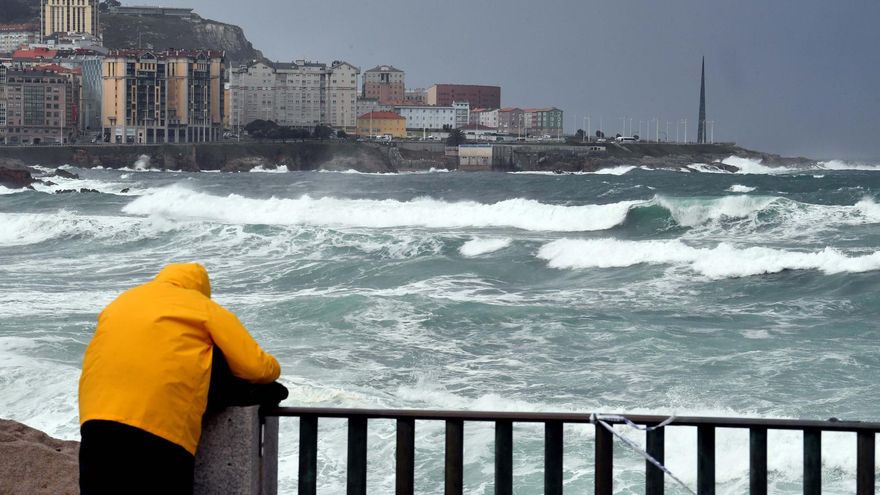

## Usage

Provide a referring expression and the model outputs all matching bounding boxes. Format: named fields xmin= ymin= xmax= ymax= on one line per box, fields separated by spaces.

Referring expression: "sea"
xmin=1 ymin=156 xmax=879 ymax=494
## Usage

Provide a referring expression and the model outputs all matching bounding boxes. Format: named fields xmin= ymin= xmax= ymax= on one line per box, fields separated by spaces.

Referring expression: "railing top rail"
xmin=262 ymin=406 xmax=880 ymax=432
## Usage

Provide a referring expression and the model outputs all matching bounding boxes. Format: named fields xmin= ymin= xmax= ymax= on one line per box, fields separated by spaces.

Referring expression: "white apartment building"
xmin=478 ymin=109 xmax=499 ymax=129
xmin=230 ymin=60 xmax=359 ymax=130
xmin=394 ymin=101 xmax=470 ymax=131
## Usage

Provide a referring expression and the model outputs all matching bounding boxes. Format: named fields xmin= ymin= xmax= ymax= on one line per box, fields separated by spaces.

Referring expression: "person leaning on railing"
xmin=78 ymin=263 xmax=287 ymax=495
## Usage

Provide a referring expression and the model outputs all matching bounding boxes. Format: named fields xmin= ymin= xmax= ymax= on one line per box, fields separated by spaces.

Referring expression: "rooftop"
xmin=358 ymin=111 xmax=404 ymax=120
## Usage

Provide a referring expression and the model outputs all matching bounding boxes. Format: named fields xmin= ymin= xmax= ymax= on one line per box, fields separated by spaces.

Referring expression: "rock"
xmin=0 ymin=419 xmax=79 ymax=495
xmin=52 ymin=169 xmax=80 ymax=180
xmin=0 ymin=165 xmax=35 ymax=189
xmin=120 ymin=188 xmax=131 ymax=194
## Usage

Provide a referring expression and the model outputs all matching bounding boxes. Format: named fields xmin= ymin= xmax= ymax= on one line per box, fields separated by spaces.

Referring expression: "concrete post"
xmin=193 ymin=406 xmax=278 ymax=495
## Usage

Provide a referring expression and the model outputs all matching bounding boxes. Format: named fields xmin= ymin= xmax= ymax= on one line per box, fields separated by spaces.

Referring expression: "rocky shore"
xmin=0 ymin=141 xmax=822 ymax=187
xmin=0 ymin=419 xmax=79 ymax=495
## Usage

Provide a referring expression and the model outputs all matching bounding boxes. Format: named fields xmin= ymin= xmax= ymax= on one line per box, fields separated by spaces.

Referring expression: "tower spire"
xmin=697 ymin=57 xmax=707 ymax=144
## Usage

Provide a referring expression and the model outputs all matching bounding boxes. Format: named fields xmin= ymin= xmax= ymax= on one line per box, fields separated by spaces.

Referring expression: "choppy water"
xmin=2 ymin=157 xmax=880 ymax=494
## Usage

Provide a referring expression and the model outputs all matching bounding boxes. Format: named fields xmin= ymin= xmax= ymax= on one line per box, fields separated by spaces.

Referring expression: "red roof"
xmin=13 ymin=48 xmax=57 ymax=59
xmin=0 ymin=23 xmax=37 ymax=32
xmin=358 ymin=111 xmax=404 ymax=120
xmin=33 ymin=64 xmax=82 ymax=75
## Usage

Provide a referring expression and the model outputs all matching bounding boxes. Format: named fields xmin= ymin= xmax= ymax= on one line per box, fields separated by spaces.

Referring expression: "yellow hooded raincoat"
xmin=79 ymin=263 xmax=281 ymax=455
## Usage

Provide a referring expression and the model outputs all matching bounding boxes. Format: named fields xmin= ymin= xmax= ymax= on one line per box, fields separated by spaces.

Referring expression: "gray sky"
xmin=156 ymin=0 xmax=879 ymax=160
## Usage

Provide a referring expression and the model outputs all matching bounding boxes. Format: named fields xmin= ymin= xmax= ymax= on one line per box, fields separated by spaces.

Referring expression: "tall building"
xmin=230 ymin=59 xmax=359 ymax=130
xmin=394 ymin=102 xmax=469 ymax=131
xmin=0 ymin=66 xmax=81 ymax=145
xmin=102 ymin=49 xmax=225 ymax=144
xmin=697 ymin=57 xmax=707 ymax=144
xmin=362 ymin=65 xmax=404 ymax=105
xmin=40 ymin=0 xmax=100 ymax=39
xmin=427 ymin=84 xmax=500 ymax=108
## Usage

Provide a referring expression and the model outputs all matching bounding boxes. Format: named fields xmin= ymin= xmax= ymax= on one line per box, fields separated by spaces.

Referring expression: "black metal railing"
xmin=260 ymin=407 xmax=880 ymax=495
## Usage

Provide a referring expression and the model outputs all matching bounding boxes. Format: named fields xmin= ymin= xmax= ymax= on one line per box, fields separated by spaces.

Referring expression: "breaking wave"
xmin=537 ymin=238 xmax=880 ymax=279
xmin=460 ymin=237 xmax=512 ymax=257
xmin=727 ymin=184 xmax=756 ymax=193
xmin=122 ymin=185 xmax=641 ymax=232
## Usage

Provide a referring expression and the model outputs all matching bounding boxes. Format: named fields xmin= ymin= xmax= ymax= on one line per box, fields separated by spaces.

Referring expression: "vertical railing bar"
xmin=545 ymin=420 xmax=563 ymax=495
xmin=749 ymin=426 xmax=768 ymax=495
xmin=595 ymin=423 xmax=613 ymax=495
xmin=298 ymin=414 xmax=318 ymax=495
xmin=646 ymin=427 xmax=665 ymax=495
xmin=803 ymin=428 xmax=821 ymax=495
xmin=697 ymin=425 xmax=715 ymax=495
xmin=260 ymin=415 xmax=279 ymax=495
xmin=857 ymin=431 xmax=875 ymax=495
xmin=445 ymin=419 xmax=464 ymax=495
xmin=347 ymin=416 xmax=368 ymax=495
xmin=495 ymin=420 xmax=513 ymax=495
xmin=395 ymin=418 xmax=415 ymax=495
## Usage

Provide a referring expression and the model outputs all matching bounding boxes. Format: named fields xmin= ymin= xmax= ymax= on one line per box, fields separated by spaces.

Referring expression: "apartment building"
xmin=427 ymin=84 xmax=500 ymax=108
xmin=0 ymin=24 xmax=38 ymax=54
xmin=230 ymin=60 xmax=359 ymax=130
xmin=523 ymin=107 xmax=564 ymax=136
xmin=102 ymin=49 xmax=225 ymax=144
xmin=41 ymin=0 xmax=100 ymax=38
xmin=0 ymin=65 xmax=81 ymax=145
xmin=362 ymin=65 xmax=404 ymax=105
xmin=394 ymin=102 xmax=469 ymax=131
xmin=469 ymin=108 xmax=499 ymax=129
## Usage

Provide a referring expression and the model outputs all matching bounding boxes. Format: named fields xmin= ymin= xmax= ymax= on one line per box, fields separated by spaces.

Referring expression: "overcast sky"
xmin=153 ymin=0 xmax=879 ymax=160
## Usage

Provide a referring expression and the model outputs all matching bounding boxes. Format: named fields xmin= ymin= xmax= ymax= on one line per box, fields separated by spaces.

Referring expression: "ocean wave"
xmin=123 ymin=185 xmax=642 ymax=232
xmin=0 ymin=211 xmax=176 ymax=247
xmin=250 ymin=165 xmax=290 ymax=173
xmin=727 ymin=184 xmax=756 ymax=193
xmin=818 ymin=160 xmax=880 ymax=171
xmin=0 ymin=185 xmax=24 ymax=195
xmin=537 ymin=238 xmax=880 ymax=278
xmin=460 ymin=237 xmax=512 ymax=257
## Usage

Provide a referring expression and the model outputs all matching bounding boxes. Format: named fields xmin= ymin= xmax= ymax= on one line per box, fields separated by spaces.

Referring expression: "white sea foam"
xmin=250 ymin=165 xmax=290 ymax=173
xmin=31 ymin=175 xmax=143 ymax=195
xmin=0 ymin=210 xmax=175 ymax=247
xmin=592 ymin=166 xmax=637 ymax=175
xmin=123 ymin=185 xmax=644 ymax=232
xmin=818 ymin=160 xmax=880 ymax=171
xmin=727 ymin=184 xmax=756 ymax=193
xmin=537 ymin=238 xmax=880 ymax=279
xmin=722 ymin=156 xmax=799 ymax=175
xmin=459 ymin=237 xmax=512 ymax=257
xmin=0 ymin=185 xmax=22 ymax=195
xmin=134 ymin=154 xmax=151 ymax=170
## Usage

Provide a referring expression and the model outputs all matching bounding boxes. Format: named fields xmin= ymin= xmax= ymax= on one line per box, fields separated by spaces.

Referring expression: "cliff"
xmin=101 ymin=12 xmax=264 ymax=66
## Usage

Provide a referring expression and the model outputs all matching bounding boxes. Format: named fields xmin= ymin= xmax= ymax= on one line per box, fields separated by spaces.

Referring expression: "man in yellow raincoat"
xmin=78 ymin=263 xmax=283 ymax=494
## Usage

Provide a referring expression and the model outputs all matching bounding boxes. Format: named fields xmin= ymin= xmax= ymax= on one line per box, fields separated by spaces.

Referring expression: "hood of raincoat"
xmin=154 ymin=263 xmax=211 ymax=298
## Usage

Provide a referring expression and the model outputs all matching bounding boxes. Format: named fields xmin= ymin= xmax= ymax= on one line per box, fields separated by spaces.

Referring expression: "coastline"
xmin=0 ymin=140 xmax=819 ymax=185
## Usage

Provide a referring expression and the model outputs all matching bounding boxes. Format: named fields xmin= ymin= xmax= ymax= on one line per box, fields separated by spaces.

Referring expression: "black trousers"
xmin=79 ymin=419 xmax=195 ymax=495
xmin=80 ymin=349 xmax=288 ymax=495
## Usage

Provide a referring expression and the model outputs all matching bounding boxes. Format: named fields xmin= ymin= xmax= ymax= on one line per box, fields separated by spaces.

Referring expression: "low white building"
xmin=394 ymin=101 xmax=470 ymax=130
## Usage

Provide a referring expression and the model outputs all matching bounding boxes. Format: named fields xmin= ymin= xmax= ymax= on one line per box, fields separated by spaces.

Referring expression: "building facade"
xmin=427 ymin=84 xmax=501 ymax=108
xmin=41 ymin=0 xmax=99 ymax=38
xmin=356 ymin=111 xmax=405 ymax=138
xmin=102 ymin=49 xmax=225 ymax=144
xmin=523 ymin=107 xmax=563 ymax=136
xmin=0 ymin=24 xmax=38 ymax=54
xmin=362 ymin=65 xmax=404 ymax=105
xmin=404 ymin=88 xmax=426 ymax=105
xmin=394 ymin=104 xmax=456 ymax=131
xmin=497 ymin=108 xmax=524 ymax=135
xmin=230 ymin=59 xmax=359 ymax=131
xmin=0 ymin=66 xmax=81 ymax=145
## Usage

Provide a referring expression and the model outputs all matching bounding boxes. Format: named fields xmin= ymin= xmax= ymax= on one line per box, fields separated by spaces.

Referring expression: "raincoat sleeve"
xmin=205 ymin=302 xmax=281 ymax=384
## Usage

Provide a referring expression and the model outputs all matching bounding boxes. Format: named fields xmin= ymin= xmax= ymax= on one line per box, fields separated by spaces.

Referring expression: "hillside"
xmin=0 ymin=0 xmax=39 ymax=23
xmin=101 ymin=12 xmax=264 ymax=66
